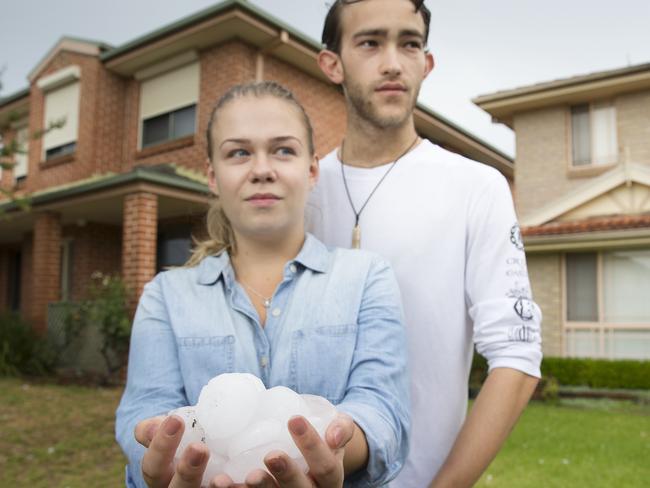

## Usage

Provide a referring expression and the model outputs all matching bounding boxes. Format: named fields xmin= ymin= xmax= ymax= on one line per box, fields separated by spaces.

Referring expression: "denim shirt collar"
xmin=196 ymin=233 xmax=328 ymax=286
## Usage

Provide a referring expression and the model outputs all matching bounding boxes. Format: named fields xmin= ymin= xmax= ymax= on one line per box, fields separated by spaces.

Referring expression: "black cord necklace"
xmin=340 ymin=135 xmax=420 ymax=248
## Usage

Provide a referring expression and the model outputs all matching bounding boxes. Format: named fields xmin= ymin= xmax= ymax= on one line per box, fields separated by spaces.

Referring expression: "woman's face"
xmin=207 ymin=95 xmax=318 ymax=244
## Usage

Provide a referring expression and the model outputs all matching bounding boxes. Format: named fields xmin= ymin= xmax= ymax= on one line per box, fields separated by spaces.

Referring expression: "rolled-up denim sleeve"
xmin=337 ymin=256 xmax=410 ymax=487
xmin=115 ymin=274 xmax=188 ymax=488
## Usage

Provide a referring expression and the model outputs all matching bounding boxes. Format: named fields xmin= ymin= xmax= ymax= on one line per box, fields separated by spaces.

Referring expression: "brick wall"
xmin=31 ymin=212 xmax=62 ymax=333
xmin=122 ymin=192 xmax=158 ymax=310
xmin=527 ymin=252 xmax=563 ymax=357
xmin=64 ymin=223 xmax=122 ymax=301
xmin=514 ymin=89 xmax=650 ymax=219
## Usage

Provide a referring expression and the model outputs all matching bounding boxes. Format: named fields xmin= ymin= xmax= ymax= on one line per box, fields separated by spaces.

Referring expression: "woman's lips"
xmin=246 ymin=194 xmax=281 ymax=207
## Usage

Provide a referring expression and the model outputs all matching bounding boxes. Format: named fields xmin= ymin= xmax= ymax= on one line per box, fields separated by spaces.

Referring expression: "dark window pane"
xmin=45 ymin=141 xmax=76 ymax=160
xmin=172 ymin=105 xmax=196 ymax=139
xmin=157 ymin=224 xmax=192 ymax=270
xmin=566 ymin=252 xmax=598 ymax=321
xmin=571 ymin=104 xmax=591 ymax=166
xmin=142 ymin=113 xmax=171 ymax=147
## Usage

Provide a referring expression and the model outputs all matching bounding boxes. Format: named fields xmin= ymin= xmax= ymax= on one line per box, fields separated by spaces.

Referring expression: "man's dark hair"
xmin=322 ymin=0 xmax=431 ymax=54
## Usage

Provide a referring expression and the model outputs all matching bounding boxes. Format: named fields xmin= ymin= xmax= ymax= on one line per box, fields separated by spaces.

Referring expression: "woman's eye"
xmin=275 ymin=147 xmax=296 ymax=156
xmin=227 ymin=149 xmax=249 ymax=158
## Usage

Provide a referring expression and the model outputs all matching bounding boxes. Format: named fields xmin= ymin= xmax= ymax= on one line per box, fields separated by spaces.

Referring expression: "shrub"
xmin=470 ymin=353 xmax=650 ymax=390
xmin=0 ymin=312 xmax=57 ymax=376
xmin=62 ymin=272 xmax=131 ymax=381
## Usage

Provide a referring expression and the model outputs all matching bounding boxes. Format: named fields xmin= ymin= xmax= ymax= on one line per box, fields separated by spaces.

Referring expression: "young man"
xmin=309 ymin=1 xmax=543 ymax=487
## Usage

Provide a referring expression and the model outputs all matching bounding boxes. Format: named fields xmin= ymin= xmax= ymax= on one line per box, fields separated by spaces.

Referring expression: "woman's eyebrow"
xmin=219 ymin=136 xmax=303 ymax=148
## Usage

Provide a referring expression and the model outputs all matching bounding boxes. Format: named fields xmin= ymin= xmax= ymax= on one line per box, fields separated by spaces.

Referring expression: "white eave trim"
xmin=28 ymin=38 xmax=101 ymax=82
xmin=521 ymin=162 xmax=650 ymax=227
xmin=36 ymin=65 xmax=81 ymax=92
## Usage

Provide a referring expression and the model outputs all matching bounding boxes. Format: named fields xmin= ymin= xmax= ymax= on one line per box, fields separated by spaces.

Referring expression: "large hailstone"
xmin=168 ymin=373 xmax=338 ymax=486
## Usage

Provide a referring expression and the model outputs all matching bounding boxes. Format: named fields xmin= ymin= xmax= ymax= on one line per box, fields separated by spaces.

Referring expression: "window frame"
xmin=566 ymin=100 xmax=619 ymax=176
xmin=563 ymin=249 xmax=650 ymax=359
xmin=140 ymin=103 xmax=197 ymax=149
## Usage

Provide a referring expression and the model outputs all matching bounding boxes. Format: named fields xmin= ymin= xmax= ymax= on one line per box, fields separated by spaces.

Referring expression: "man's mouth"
xmin=376 ymin=82 xmax=407 ymax=94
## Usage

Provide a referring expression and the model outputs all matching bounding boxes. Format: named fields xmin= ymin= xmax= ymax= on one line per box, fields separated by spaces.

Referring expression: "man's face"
xmin=335 ymin=0 xmax=433 ymax=129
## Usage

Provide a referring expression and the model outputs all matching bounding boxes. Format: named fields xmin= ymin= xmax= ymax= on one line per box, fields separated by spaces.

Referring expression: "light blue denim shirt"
xmin=116 ymin=234 xmax=409 ymax=487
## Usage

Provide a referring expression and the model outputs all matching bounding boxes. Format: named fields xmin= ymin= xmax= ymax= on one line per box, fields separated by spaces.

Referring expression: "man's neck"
xmin=340 ymin=117 xmax=419 ymax=168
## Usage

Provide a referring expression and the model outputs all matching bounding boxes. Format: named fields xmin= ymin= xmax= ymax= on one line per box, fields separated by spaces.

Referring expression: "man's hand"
xmin=136 ymin=415 xmax=210 ymax=488
xmin=208 ymin=414 xmax=357 ymax=488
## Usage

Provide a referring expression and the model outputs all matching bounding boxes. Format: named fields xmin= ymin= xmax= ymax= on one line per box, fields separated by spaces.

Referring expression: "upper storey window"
xmin=37 ymin=65 xmax=81 ymax=161
xmin=13 ymin=126 xmax=29 ymax=180
xmin=139 ymin=59 xmax=199 ymax=149
xmin=570 ymin=102 xmax=617 ymax=167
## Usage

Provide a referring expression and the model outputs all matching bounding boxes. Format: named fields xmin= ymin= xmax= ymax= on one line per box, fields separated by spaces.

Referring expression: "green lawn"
xmin=476 ymin=398 xmax=650 ymax=487
xmin=0 ymin=377 xmax=648 ymax=487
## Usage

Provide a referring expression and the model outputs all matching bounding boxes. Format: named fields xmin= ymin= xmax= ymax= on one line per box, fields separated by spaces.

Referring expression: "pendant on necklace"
xmin=263 ymin=298 xmax=271 ymax=309
xmin=352 ymin=224 xmax=361 ymax=249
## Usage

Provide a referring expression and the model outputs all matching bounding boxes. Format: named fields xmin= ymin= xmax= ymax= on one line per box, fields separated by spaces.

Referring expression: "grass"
xmin=0 ymin=377 xmax=648 ymax=487
xmin=0 ymin=377 xmax=125 ymax=487
xmin=476 ymin=398 xmax=650 ymax=487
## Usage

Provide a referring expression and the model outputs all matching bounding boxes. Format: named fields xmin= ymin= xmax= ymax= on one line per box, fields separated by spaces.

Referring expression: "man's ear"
xmin=206 ymin=160 xmax=219 ymax=195
xmin=318 ymin=49 xmax=344 ymax=85
xmin=424 ymin=51 xmax=435 ymax=78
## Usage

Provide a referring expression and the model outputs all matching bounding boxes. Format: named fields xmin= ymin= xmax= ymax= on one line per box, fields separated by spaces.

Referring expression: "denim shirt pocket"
xmin=290 ymin=324 xmax=357 ymax=404
xmin=177 ymin=335 xmax=236 ymax=379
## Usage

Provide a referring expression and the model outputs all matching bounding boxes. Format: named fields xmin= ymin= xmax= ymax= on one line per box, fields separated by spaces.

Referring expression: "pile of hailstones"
xmin=168 ymin=373 xmax=338 ymax=486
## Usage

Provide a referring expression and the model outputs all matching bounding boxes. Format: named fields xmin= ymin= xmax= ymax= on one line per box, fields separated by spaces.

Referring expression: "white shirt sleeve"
xmin=465 ymin=170 xmax=543 ymax=378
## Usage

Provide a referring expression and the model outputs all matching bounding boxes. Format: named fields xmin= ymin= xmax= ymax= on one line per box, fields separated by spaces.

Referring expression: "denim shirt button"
xmin=289 ymin=264 xmax=297 ymax=273
xmin=271 ymin=308 xmax=281 ymax=317
xmin=260 ymin=356 xmax=269 ymax=368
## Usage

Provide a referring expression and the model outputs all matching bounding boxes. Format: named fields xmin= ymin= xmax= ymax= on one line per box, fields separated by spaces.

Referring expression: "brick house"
xmin=0 ymin=0 xmax=511 ymax=335
xmin=475 ymin=62 xmax=650 ymax=360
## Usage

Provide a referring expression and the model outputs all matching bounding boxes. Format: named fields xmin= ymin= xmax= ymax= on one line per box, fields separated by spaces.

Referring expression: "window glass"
xmin=591 ymin=104 xmax=617 ymax=165
xmin=571 ymin=104 xmax=591 ymax=166
xmin=157 ymin=224 xmax=192 ymax=271
xmin=566 ymin=252 xmax=598 ymax=321
xmin=45 ymin=141 xmax=76 ymax=160
xmin=172 ymin=105 xmax=196 ymax=139
xmin=566 ymin=329 xmax=599 ymax=357
xmin=605 ymin=330 xmax=650 ymax=360
xmin=603 ymin=250 xmax=650 ymax=323
xmin=142 ymin=113 xmax=170 ymax=148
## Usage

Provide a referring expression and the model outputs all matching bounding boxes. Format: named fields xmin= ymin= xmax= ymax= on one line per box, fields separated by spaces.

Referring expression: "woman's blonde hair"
xmin=185 ymin=81 xmax=315 ymax=267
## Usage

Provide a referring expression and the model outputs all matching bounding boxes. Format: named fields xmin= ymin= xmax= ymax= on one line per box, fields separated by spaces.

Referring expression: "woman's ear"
xmin=206 ymin=160 xmax=219 ymax=195
xmin=317 ymin=49 xmax=344 ymax=85
xmin=308 ymin=155 xmax=320 ymax=190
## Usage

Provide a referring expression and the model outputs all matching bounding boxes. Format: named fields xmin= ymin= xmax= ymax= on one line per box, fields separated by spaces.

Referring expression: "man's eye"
xmin=404 ymin=41 xmax=423 ymax=50
xmin=359 ymin=40 xmax=378 ymax=48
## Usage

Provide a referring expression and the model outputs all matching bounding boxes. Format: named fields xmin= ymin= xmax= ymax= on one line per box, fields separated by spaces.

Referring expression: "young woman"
xmin=115 ymin=82 xmax=409 ymax=488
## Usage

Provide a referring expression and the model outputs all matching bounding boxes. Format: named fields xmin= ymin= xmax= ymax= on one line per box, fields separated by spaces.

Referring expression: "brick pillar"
xmin=122 ymin=192 xmax=158 ymax=313
xmin=31 ymin=212 xmax=62 ymax=333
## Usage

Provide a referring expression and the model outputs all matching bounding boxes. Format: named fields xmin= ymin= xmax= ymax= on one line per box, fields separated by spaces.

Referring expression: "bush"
xmin=470 ymin=353 xmax=650 ymax=390
xmin=0 ymin=312 xmax=57 ymax=376
xmin=62 ymin=272 xmax=131 ymax=381
xmin=541 ymin=357 xmax=650 ymax=390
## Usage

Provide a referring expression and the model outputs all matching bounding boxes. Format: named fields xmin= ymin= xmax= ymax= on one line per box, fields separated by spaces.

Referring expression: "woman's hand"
xmin=136 ymin=415 xmax=210 ymax=488
xmin=208 ymin=414 xmax=357 ymax=488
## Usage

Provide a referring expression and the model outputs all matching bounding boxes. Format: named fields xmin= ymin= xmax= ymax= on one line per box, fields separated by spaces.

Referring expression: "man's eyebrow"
xmin=352 ymin=28 xmax=424 ymax=40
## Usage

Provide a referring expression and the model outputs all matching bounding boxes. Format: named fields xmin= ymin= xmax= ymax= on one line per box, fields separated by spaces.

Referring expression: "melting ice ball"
xmin=168 ymin=373 xmax=338 ymax=485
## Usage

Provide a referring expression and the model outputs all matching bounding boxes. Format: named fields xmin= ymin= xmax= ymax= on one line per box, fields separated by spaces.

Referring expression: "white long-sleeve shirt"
xmin=307 ymin=139 xmax=542 ymax=488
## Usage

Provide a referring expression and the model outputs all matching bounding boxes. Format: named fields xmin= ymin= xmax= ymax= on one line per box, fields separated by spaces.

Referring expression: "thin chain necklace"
xmin=240 ymin=281 xmax=273 ymax=309
xmin=340 ymin=135 xmax=420 ymax=248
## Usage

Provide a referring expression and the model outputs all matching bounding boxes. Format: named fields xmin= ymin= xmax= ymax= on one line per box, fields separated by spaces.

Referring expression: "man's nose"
xmin=379 ymin=44 xmax=402 ymax=76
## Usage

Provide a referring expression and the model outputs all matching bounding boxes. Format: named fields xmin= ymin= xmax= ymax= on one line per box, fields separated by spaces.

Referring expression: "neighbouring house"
xmin=0 ymin=0 xmax=512 ymax=339
xmin=475 ymin=62 xmax=650 ymax=360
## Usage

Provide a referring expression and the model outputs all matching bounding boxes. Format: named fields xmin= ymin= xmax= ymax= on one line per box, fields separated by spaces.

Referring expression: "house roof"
xmin=474 ymin=61 xmax=650 ymax=127
xmin=522 ymin=214 xmax=650 ymax=237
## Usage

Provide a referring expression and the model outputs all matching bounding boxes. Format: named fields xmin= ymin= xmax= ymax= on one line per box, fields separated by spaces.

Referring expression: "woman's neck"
xmin=230 ymin=230 xmax=305 ymax=290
